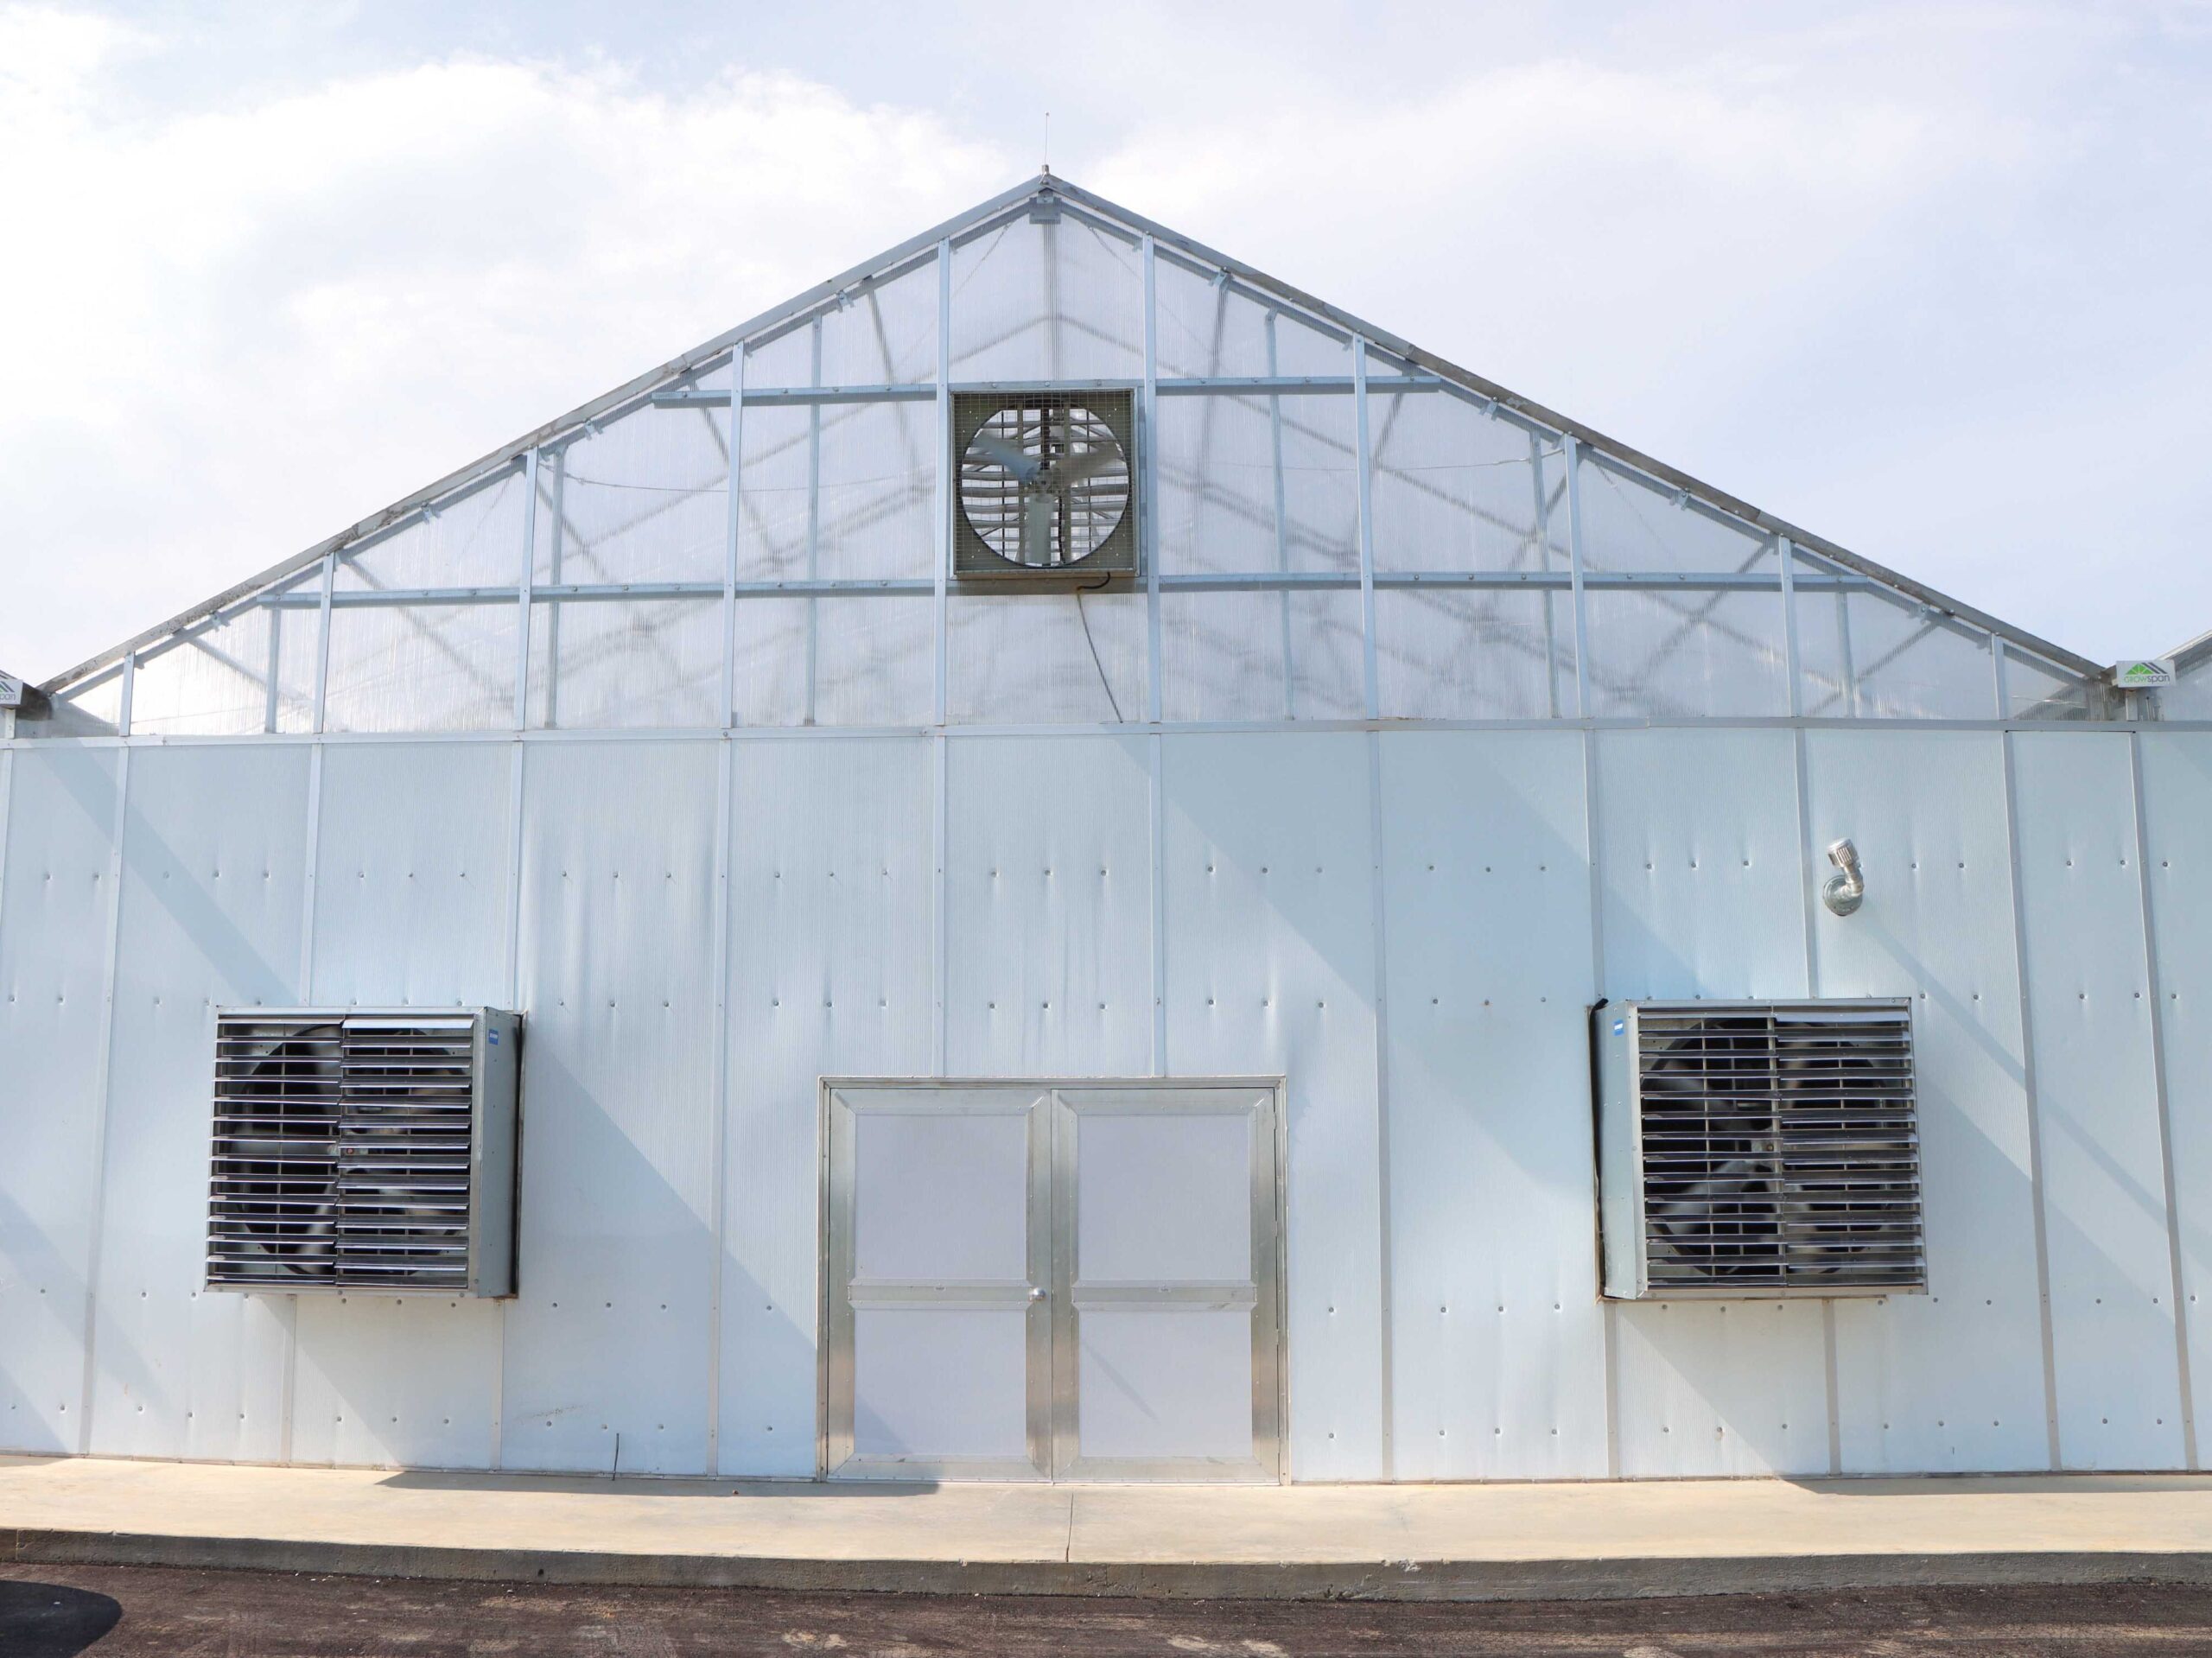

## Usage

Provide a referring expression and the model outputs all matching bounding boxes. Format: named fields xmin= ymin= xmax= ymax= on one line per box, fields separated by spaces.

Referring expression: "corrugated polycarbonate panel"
xmin=947 ymin=591 xmax=1144 ymax=726
xmin=1160 ymin=733 xmax=1383 ymax=1478
xmin=131 ymin=569 xmax=316 ymax=737
xmin=1593 ymin=727 xmax=1829 ymax=1476
xmin=323 ymin=602 xmax=518 ymax=734
xmin=946 ymin=736 xmax=1154 ymax=1077
xmin=337 ymin=470 xmax=524 ymax=592
xmin=1806 ymin=729 xmax=2050 ymax=1472
xmin=1160 ymin=588 xmax=1365 ymax=725
xmin=129 ymin=604 xmax=284 ymax=737
xmin=89 ymin=745 xmax=310 ymax=1462
xmin=291 ymin=740 xmax=510 ymax=1471
xmin=1153 ymin=257 xmax=1348 ymax=380
xmin=1584 ymin=589 xmax=1788 ymax=719
xmin=527 ymin=597 xmax=721 ymax=729
xmin=1576 ymin=461 xmax=1776 ymax=576
xmin=2007 ymin=651 xmax=2106 ymax=721
xmin=1276 ymin=395 xmax=1361 ymax=574
xmin=1629 ymin=1002 xmax=1923 ymax=1293
xmin=747 ymin=257 xmax=937 ymax=390
xmin=731 ymin=598 xmax=809 ymax=727
xmin=1794 ymin=575 xmax=1997 ymax=721
xmin=0 ymin=749 xmax=121 ymax=1452
xmin=2010 ymin=732 xmax=2186 ymax=1469
xmin=2139 ymin=733 xmax=2212 ymax=1445
xmin=2164 ymin=663 xmax=2212 ymax=720
xmin=813 ymin=597 xmax=935 ymax=727
xmin=737 ymin=401 xmax=935 ymax=585
xmin=1378 ymin=731 xmax=1607 ymax=1478
xmin=1369 ymin=391 xmax=1547 ymax=575
xmin=950 ymin=214 xmax=1144 ymax=384
xmin=505 ymin=741 xmax=718 ymax=1475
xmin=1375 ymin=588 xmax=1567 ymax=721
xmin=31 ymin=670 xmax=123 ymax=738
xmin=722 ymin=738 xmax=933 ymax=1475
xmin=536 ymin=405 xmax=726 ymax=586
xmin=1156 ymin=393 xmax=1281 ymax=575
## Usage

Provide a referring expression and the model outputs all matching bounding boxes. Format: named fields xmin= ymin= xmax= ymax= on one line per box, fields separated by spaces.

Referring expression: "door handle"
xmin=1027 ymin=1287 xmax=1046 ymax=1303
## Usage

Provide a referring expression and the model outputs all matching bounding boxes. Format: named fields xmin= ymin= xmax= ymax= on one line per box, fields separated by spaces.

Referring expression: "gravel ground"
xmin=8 ymin=1564 xmax=2212 ymax=1656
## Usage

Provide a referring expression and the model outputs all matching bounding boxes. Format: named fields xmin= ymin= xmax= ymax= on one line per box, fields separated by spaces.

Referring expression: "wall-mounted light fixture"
xmin=1822 ymin=839 xmax=1866 ymax=917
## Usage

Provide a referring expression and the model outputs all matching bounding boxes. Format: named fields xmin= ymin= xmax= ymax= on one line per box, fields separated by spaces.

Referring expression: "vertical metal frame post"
xmin=512 ymin=451 xmax=538 ymax=732
xmin=805 ymin=316 xmax=823 ymax=726
xmin=1141 ymin=234 xmax=1164 ymax=727
xmin=931 ymin=240 xmax=951 ymax=728
xmin=1352 ymin=338 xmax=1380 ymax=720
xmin=1563 ymin=435 xmax=1593 ymax=719
xmin=723 ymin=347 xmax=747 ymax=727
xmin=1779 ymin=536 xmax=1803 ymax=720
xmin=1265 ymin=311 xmax=1295 ymax=720
xmin=1530 ymin=429 xmax=1562 ymax=721
xmin=2129 ymin=730 xmax=2200 ymax=1468
xmin=308 ymin=553 xmax=334 ymax=735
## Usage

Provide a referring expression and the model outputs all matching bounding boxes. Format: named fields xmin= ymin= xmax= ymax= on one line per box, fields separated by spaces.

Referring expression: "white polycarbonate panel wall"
xmin=1378 ymin=731 xmax=1607 ymax=1478
xmin=1592 ymin=728 xmax=1831 ymax=1477
xmin=3 ymin=721 xmax=2209 ymax=1481
xmin=289 ymin=742 xmax=512 ymax=1471
xmin=1804 ymin=731 xmax=2049 ymax=1472
xmin=2139 ymin=733 xmax=2212 ymax=1445
xmin=0 ymin=749 xmax=123 ymax=1452
xmin=87 ymin=746 xmax=310 ymax=1463
xmin=2010 ymin=734 xmax=2187 ymax=1469
xmin=1160 ymin=734 xmax=1384 ymax=1479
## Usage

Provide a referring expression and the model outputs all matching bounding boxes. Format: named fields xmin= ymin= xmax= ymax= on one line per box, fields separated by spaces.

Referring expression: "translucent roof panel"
xmin=22 ymin=176 xmax=2115 ymax=738
xmin=950 ymin=211 xmax=1143 ymax=383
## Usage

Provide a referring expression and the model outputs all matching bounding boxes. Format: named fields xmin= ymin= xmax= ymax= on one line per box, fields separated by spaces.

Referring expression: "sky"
xmin=3 ymin=1 xmax=2209 ymax=684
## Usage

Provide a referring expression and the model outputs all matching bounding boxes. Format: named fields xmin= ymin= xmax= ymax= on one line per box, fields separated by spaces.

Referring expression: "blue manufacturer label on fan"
xmin=487 ymin=1030 xmax=500 ymax=1045
xmin=1611 ymin=1019 xmax=1625 ymax=1035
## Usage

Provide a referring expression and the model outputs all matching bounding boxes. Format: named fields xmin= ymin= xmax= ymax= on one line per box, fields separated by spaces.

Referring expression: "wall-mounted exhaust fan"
xmin=1592 ymin=999 xmax=1925 ymax=1299
xmin=952 ymin=389 xmax=1137 ymax=579
xmin=206 ymin=1009 xmax=519 ymax=1296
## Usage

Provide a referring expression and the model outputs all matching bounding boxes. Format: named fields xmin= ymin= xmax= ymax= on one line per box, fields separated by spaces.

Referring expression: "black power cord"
xmin=1072 ymin=571 xmax=1123 ymax=722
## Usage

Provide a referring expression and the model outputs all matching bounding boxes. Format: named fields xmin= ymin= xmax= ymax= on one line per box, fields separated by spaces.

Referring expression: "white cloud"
xmin=0 ymin=29 xmax=1007 ymax=679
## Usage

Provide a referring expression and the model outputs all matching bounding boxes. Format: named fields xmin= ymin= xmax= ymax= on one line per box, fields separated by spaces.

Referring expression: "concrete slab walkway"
xmin=7 ymin=1455 xmax=2212 ymax=1601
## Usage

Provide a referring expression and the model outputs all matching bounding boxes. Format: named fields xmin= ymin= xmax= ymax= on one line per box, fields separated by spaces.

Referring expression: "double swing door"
xmin=821 ymin=1082 xmax=1281 ymax=1482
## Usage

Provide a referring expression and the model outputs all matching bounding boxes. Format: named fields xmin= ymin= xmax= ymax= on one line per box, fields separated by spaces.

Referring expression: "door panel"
xmin=851 ymin=1307 xmax=1031 ymax=1460
xmin=823 ymin=1081 xmax=1281 ymax=1482
xmin=1054 ymin=1086 xmax=1279 ymax=1480
xmin=825 ymin=1087 xmax=1052 ymax=1478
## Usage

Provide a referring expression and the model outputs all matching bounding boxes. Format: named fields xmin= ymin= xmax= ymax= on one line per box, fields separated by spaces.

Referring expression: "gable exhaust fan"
xmin=952 ymin=389 xmax=1137 ymax=579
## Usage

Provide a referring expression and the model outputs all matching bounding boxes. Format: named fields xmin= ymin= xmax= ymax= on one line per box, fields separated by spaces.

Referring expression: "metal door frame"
xmin=818 ymin=1077 xmax=1287 ymax=1483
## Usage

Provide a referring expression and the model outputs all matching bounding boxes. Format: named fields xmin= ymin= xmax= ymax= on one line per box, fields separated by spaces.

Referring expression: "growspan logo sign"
xmin=0 ymin=672 xmax=24 ymax=709
xmin=2113 ymin=658 xmax=2176 ymax=689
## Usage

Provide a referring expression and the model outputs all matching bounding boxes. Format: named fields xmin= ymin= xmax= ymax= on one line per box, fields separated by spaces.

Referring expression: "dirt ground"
xmin=8 ymin=1563 xmax=2212 ymax=1656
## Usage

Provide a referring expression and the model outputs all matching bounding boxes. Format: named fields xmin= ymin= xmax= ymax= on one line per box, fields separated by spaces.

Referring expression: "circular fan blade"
xmin=1046 ymin=446 xmax=1120 ymax=490
xmin=970 ymin=431 xmax=1043 ymax=484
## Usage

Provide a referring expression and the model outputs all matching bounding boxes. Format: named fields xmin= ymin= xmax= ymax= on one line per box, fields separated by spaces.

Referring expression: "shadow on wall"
xmin=0 ymin=1582 xmax=123 ymax=1658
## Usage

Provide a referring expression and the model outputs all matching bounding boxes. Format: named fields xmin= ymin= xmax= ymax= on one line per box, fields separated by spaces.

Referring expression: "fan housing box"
xmin=207 ymin=1008 xmax=520 ymax=1296
xmin=951 ymin=387 xmax=1139 ymax=581
xmin=1593 ymin=998 xmax=1925 ymax=1300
